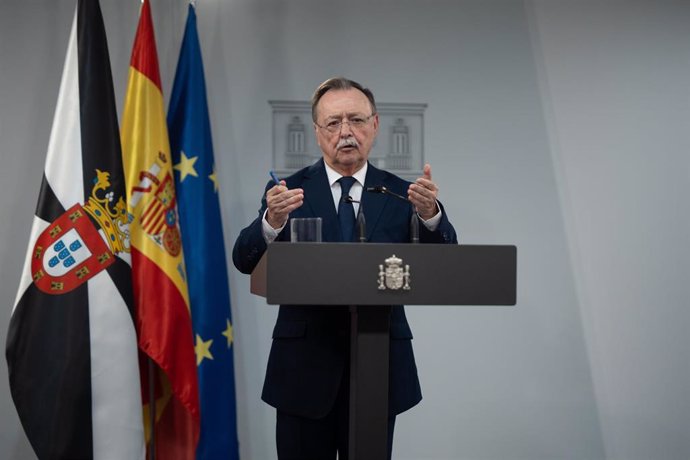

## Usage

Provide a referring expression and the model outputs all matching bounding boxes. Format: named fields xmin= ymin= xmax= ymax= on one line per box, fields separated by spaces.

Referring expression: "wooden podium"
xmin=251 ymin=243 xmax=517 ymax=459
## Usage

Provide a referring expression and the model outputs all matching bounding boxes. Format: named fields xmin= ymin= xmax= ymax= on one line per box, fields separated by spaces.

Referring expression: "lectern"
xmin=251 ymin=242 xmax=516 ymax=460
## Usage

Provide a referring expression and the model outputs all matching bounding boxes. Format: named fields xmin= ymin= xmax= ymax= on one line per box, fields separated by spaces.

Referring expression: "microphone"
xmin=356 ymin=207 xmax=366 ymax=242
xmin=342 ymin=196 xmax=367 ymax=242
xmin=365 ymin=185 xmax=420 ymax=243
xmin=365 ymin=186 xmax=408 ymax=202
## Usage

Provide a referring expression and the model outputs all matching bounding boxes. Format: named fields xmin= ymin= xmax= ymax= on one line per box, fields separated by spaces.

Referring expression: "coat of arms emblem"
xmin=31 ymin=170 xmax=130 ymax=294
xmin=129 ymin=161 xmax=182 ymax=257
xmin=378 ymin=254 xmax=411 ymax=291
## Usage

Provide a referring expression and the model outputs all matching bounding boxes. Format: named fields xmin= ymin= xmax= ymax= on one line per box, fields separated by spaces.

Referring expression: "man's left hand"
xmin=408 ymin=163 xmax=440 ymax=220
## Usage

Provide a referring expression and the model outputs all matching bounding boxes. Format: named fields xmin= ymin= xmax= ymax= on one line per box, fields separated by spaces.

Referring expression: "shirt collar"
xmin=324 ymin=161 xmax=368 ymax=188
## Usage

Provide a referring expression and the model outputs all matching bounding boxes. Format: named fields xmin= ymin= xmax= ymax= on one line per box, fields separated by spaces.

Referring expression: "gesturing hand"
xmin=266 ymin=181 xmax=304 ymax=229
xmin=408 ymin=163 xmax=439 ymax=220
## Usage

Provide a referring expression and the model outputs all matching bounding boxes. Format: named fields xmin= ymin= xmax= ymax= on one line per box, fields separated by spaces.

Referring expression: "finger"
xmin=414 ymin=178 xmax=438 ymax=191
xmin=409 ymin=184 xmax=431 ymax=197
xmin=266 ymin=185 xmax=286 ymax=199
xmin=409 ymin=183 xmax=438 ymax=200
xmin=423 ymin=163 xmax=432 ymax=181
xmin=267 ymin=180 xmax=291 ymax=195
xmin=409 ymin=184 xmax=437 ymax=205
xmin=407 ymin=186 xmax=424 ymax=202
xmin=408 ymin=188 xmax=434 ymax=207
xmin=269 ymin=190 xmax=303 ymax=211
xmin=280 ymin=191 xmax=304 ymax=208
xmin=268 ymin=187 xmax=302 ymax=202
xmin=282 ymin=198 xmax=304 ymax=214
xmin=266 ymin=192 xmax=303 ymax=227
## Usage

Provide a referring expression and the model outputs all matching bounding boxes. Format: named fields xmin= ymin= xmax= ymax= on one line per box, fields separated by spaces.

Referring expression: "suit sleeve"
xmin=418 ymin=200 xmax=458 ymax=244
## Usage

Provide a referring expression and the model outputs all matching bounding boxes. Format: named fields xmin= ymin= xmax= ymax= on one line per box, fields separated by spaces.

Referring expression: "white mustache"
xmin=336 ymin=137 xmax=359 ymax=149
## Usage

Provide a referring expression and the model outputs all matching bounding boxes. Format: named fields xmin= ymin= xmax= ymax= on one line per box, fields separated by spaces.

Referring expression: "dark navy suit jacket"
xmin=233 ymin=159 xmax=457 ymax=419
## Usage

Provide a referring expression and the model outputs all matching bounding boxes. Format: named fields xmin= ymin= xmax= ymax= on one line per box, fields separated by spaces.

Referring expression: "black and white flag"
xmin=5 ymin=1 xmax=144 ymax=458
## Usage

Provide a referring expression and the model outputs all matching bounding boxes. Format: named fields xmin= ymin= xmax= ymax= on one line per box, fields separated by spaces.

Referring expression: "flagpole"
xmin=148 ymin=358 xmax=156 ymax=460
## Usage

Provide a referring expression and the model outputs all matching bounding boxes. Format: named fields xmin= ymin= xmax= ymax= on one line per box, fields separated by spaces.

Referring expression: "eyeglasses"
xmin=315 ymin=114 xmax=375 ymax=133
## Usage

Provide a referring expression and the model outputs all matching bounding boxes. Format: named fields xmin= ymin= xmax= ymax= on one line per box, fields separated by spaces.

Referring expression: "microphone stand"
xmin=344 ymin=196 xmax=367 ymax=242
xmin=365 ymin=186 xmax=419 ymax=243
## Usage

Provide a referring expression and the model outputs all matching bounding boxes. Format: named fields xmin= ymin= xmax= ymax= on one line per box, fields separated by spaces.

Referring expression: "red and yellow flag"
xmin=121 ymin=1 xmax=199 ymax=458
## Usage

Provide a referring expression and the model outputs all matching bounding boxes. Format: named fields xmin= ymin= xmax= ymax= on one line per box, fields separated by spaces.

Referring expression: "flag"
xmin=5 ymin=1 xmax=144 ymax=458
xmin=120 ymin=1 xmax=200 ymax=458
xmin=168 ymin=5 xmax=240 ymax=459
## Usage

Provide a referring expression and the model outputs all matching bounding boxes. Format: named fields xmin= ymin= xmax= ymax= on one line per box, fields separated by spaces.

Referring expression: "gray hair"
xmin=311 ymin=77 xmax=377 ymax=122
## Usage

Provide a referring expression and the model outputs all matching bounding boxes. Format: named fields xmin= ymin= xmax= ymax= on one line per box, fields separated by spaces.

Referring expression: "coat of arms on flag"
xmin=130 ymin=163 xmax=182 ymax=257
xmin=31 ymin=170 xmax=130 ymax=294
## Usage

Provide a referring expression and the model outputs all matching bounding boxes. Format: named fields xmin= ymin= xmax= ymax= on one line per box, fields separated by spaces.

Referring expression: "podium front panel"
xmin=262 ymin=243 xmax=516 ymax=306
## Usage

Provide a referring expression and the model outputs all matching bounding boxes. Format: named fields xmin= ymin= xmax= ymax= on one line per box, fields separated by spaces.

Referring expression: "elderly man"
xmin=233 ymin=77 xmax=457 ymax=459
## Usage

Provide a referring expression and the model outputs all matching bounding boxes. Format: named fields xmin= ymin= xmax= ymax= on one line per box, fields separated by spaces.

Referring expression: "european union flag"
xmin=168 ymin=5 xmax=239 ymax=459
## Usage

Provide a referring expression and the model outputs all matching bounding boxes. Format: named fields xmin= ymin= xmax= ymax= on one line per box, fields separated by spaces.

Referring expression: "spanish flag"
xmin=121 ymin=1 xmax=200 ymax=458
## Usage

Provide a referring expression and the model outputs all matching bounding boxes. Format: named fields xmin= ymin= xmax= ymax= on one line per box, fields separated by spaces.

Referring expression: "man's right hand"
xmin=266 ymin=180 xmax=304 ymax=229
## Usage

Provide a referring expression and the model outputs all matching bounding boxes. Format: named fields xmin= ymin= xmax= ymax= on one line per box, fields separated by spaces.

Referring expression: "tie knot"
xmin=339 ymin=176 xmax=356 ymax=196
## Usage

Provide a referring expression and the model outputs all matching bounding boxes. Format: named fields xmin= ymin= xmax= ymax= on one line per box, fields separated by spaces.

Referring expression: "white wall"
xmin=1 ymin=1 xmax=687 ymax=459
xmin=529 ymin=2 xmax=690 ymax=458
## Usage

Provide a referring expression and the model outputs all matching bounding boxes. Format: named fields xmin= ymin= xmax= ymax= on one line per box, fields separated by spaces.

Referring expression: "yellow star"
xmin=222 ymin=319 xmax=234 ymax=348
xmin=174 ymin=151 xmax=199 ymax=182
xmin=209 ymin=164 xmax=219 ymax=192
xmin=194 ymin=334 xmax=214 ymax=365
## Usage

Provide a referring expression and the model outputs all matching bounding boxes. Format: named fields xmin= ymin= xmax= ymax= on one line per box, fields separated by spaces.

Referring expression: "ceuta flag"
xmin=5 ymin=0 xmax=144 ymax=458
xmin=120 ymin=1 xmax=200 ymax=458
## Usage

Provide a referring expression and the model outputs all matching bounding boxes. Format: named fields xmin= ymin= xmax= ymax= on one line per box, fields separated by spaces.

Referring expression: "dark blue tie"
xmin=338 ymin=176 xmax=357 ymax=242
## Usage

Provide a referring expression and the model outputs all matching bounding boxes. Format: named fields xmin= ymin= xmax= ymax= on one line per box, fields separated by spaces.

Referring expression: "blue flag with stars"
xmin=167 ymin=5 xmax=240 ymax=459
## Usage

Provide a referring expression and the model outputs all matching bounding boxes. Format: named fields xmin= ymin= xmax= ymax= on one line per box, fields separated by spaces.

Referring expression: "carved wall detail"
xmin=269 ymin=101 xmax=426 ymax=179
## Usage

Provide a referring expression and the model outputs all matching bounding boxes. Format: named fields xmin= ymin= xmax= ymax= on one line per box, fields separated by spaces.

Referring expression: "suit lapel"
xmin=301 ymin=159 xmax=341 ymax=242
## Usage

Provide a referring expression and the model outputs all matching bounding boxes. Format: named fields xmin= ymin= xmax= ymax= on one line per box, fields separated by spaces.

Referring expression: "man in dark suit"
xmin=233 ymin=77 xmax=457 ymax=459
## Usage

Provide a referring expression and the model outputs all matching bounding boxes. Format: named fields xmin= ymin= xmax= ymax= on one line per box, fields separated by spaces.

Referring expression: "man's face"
xmin=314 ymin=88 xmax=379 ymax=176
